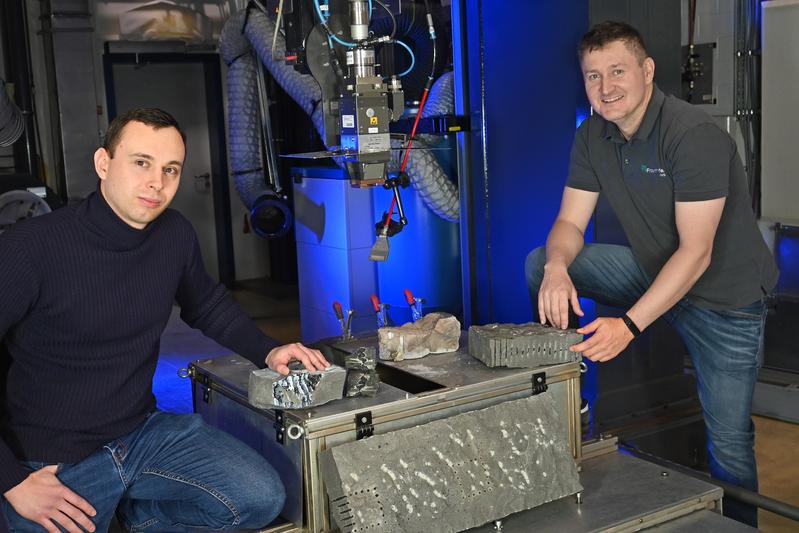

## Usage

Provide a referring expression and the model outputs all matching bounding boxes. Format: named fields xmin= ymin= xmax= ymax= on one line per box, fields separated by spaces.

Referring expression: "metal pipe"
xmin=348 ymin=48 xmax=375 ymax=79
xmin=349 ymin=0 xmax=370 ymax=41
xmin=254 ymin=60 xmax=281 ymax=193
xmin=621 ymin=444 xmax=799 ymax=523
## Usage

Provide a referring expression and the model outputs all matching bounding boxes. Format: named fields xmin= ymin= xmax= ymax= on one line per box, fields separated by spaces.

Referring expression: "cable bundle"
xmin=0 ymin=80 xmax=24 ymax=147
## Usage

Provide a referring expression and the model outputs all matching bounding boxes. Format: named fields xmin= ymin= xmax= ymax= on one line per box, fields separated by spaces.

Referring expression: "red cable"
xmin=384 ymin=84 xmax=432 ymax=230
xmin=400 ymin=87 xmax=431 ymax=173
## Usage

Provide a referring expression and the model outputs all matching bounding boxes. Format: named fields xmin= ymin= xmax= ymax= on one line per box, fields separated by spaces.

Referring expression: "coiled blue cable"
xmin=394 ymin=40 xmax=415 ymax=77
xmin=314 ymin=0 xmax=357 ymax=48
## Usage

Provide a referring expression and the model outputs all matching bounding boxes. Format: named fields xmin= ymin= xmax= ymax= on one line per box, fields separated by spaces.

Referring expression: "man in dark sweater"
xmin=525 ymin=22 xmax=777 ymax=527
xmin=0 ymin=108 xmax=329 ymax=532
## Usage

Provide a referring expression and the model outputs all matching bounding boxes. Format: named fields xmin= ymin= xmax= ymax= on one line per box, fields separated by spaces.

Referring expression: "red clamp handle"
xmin=403 ymin=288 xmax=415 ymax=306
xmin=370 ymin=294 xmax=381 ymax=312
xmin=332 ymin=300 xmax=344 ymax=320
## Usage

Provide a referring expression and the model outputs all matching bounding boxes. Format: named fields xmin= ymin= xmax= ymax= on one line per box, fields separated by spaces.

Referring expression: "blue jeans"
xmin=525 ymin=244 xmax=766 ymax=527
xmin=2 ymin=411 xmax=285 ymax=532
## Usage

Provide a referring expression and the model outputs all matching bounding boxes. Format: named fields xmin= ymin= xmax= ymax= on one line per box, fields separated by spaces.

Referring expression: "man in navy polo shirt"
xmin=525 ymin=21 xmax=778 ymax=527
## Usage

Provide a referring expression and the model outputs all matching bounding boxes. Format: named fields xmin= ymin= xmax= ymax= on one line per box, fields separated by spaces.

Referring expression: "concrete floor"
xmin=154 ymin=278 xmax=799 ymax=532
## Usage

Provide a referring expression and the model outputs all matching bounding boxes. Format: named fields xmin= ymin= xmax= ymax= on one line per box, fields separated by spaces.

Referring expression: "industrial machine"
xmin=280 ymin=0 xmax=410 ymax=186
xmin=190 ymin=2 xmax=786 ymax=531
xmin=221 ymin=0 xmax=458 ymax=259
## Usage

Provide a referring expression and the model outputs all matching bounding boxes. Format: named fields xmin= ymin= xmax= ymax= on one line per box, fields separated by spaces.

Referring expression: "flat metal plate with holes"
xmin=465 ymin=452 xmax=723 ymax=532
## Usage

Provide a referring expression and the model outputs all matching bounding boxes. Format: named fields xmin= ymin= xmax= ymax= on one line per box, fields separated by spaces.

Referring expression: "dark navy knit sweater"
xmin=0 ymin=191 xmax=279 ymax=494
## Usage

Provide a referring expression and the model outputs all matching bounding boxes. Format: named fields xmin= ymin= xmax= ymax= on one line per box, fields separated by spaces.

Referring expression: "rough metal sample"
xmin=345 ymin=346 xmax=380 ymax=398
xmin=320 ymin=394 xmax=582 ymax=533
xmin=378 ymin=312 xmax=461 ymax=361
xmin=468 ymin=322 xmax=583 ymax=368
xmin=345 ymin=371 xmax=380 ymax=398
xmin=344 ymin=346 xmax=378 ymax=371
xmin=248 ymin=366 xmax=346 ymax=409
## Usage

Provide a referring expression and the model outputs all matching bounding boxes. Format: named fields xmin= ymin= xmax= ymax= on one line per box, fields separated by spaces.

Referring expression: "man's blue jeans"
xmin=525 ymin=244 xmax=766 ymax=527
xmin=2 ymin=411 xmax=285 ymax=532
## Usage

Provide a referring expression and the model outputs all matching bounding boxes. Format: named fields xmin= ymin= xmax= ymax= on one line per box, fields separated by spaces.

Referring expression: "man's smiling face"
xmin=581 ymin=39 xmax=655 ymax=138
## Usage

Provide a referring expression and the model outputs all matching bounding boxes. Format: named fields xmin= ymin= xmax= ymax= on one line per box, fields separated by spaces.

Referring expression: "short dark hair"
xmin=579 ymin=21 xmax=648 ymax=64
xmin=103 ymin=108 xmax=186 ymax=157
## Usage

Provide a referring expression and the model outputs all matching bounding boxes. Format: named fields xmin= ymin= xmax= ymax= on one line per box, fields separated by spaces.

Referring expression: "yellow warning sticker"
xmin=370 ymin=116 xmax=379 ymax=125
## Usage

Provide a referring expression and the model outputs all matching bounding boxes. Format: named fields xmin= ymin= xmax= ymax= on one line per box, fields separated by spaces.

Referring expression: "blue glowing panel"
xmin=292 ymin=167 xmax=379 ymax=342
xmin=776 ymin=232 xmax=799 ymax=294
xmin=577 ymin=298 xmax=598 ymax=407
xmin=459 ymin=1 xmax=589 ymax=325
xmin=576 ymin=106 xmax=590 ymax=129
xmin=372 ymin=184 xmax=462 ymax=323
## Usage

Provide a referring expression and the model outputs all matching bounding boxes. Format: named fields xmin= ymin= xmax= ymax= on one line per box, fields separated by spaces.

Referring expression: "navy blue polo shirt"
xmin=567 ymin=85 xmax=778 ymax=310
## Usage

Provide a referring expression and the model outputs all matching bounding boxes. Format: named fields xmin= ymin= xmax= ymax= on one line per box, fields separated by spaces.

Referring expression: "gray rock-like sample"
xmin=468 ymin=322 xmax=583 ymax=368
xmin=320 ymin=393 xmax=581 ymax=533
xmin=378 ymin=312 xmax=461 ymax=361
xmin=248 ymin=365 xmax=347 ymax=409
xmin=344 ymin=346 xmax=378 ymax=371
xmin=345 ymin=346 xmax=380 ymax=398
xmin=345 ymin=371 xmax=380 ymax=398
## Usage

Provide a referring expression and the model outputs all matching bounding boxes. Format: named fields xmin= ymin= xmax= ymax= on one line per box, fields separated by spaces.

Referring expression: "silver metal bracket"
xmin=355 ymin=411 xmax=374 ymax=440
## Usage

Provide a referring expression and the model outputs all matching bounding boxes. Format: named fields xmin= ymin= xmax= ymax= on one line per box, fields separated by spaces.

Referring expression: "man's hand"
xmin=570 ymin=317 xmax=634 ymax=362
xmin=538 ymin=264 xmax=584 ymax=329
xmin=266 ymin=342 xmax=330 ymax=375
xmin=3 ymin=465 xmax=97 ymax=533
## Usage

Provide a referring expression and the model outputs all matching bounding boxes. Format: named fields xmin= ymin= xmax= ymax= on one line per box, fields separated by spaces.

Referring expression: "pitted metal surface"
xmin=468 ymin=323 xmax=583 ymax=368
xmin=248 ymin=366 xmax=347 ymax=409
xmin=320 ymin=393 xmax=581 ymax=532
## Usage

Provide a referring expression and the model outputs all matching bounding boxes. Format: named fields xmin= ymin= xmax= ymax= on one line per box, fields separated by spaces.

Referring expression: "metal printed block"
xmin=468 ymin=322 xmax=583 ymax=368
xmin=319 ymin=393 xmax=582 ymax=533
xmin=249 ymin=366 xmax=347 ymax=409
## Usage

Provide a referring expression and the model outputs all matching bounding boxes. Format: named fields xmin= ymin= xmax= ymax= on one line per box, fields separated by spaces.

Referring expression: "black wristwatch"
xmin=621 ymin=314 xmax=641 ymax=337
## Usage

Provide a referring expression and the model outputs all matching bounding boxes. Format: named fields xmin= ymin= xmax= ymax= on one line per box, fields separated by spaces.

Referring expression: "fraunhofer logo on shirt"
xmin=640 ymin=164 xmax=667 ymax=177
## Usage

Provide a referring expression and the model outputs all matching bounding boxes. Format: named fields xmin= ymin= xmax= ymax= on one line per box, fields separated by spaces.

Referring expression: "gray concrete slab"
xmin=320 ymin=393 xmax=581 ymax=533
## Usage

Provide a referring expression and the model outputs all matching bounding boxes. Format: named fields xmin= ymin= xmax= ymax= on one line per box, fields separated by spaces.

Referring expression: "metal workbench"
xmin=466 ymin=450 xmax=755 ymax=532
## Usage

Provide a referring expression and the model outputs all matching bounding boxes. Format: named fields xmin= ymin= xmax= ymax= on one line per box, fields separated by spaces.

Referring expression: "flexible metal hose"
xmin=219 ymin=8 xmax=459 ymax=223
xmin=0 ymin=79 xmax=24 ymax=147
